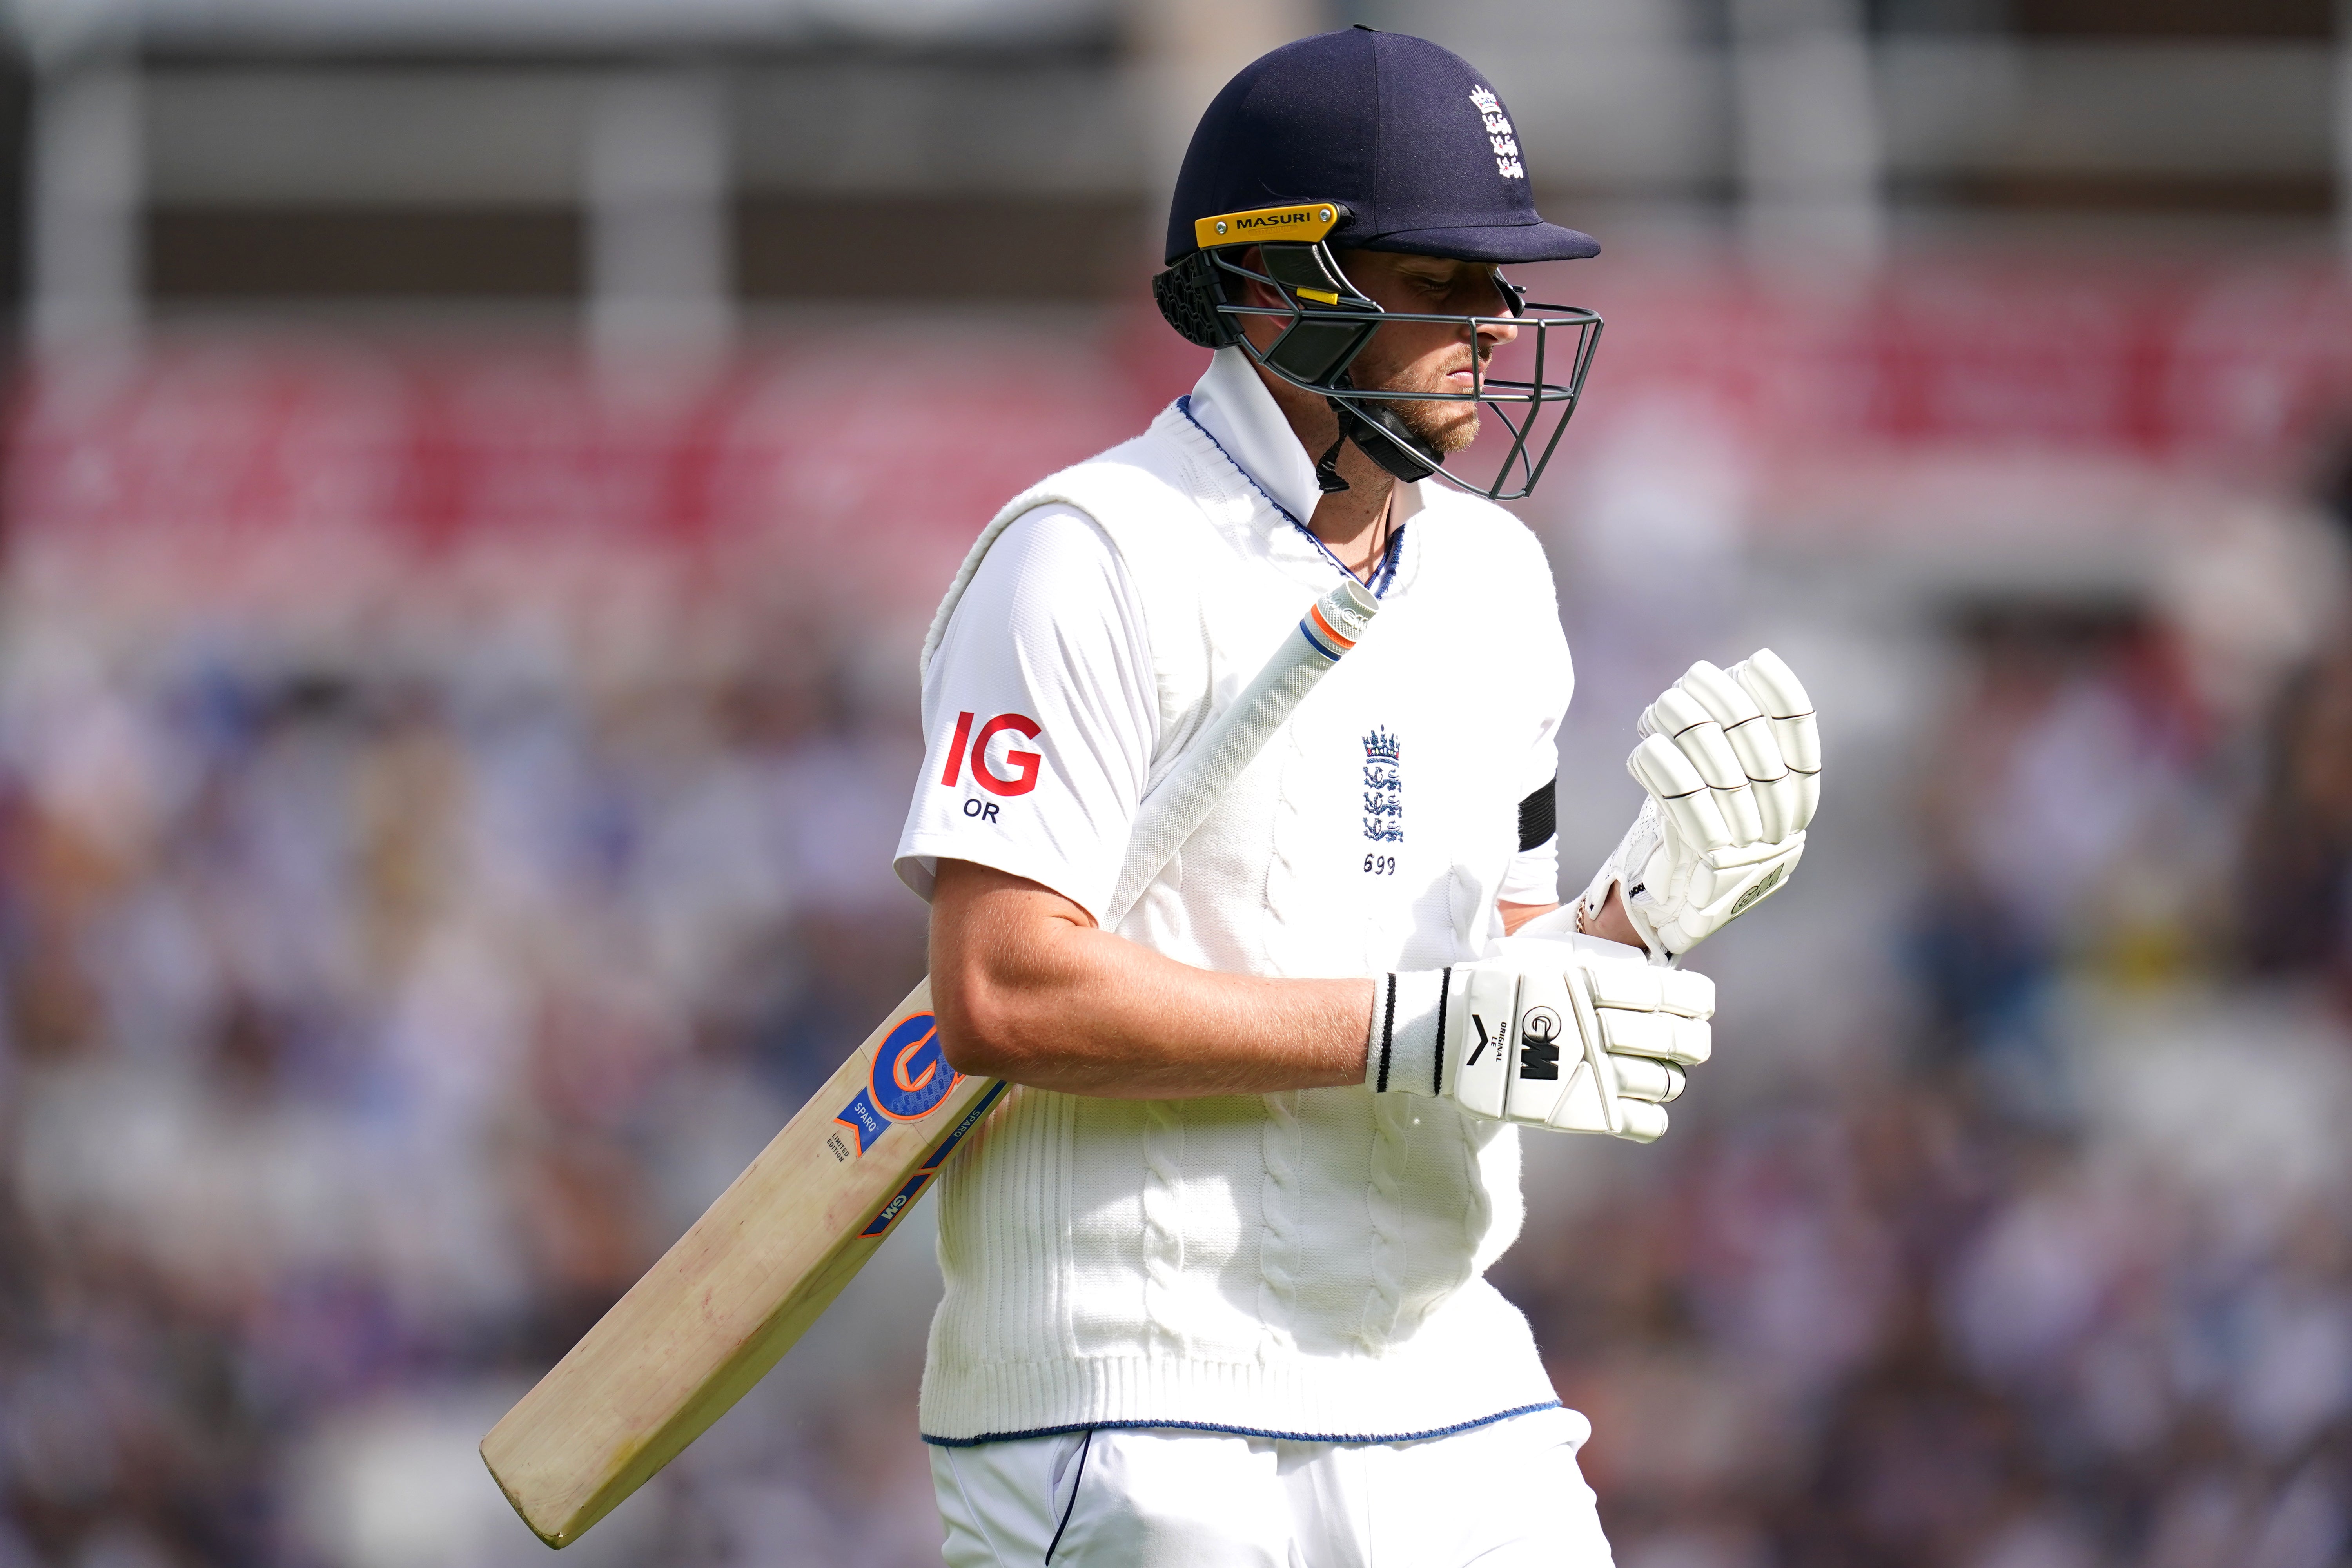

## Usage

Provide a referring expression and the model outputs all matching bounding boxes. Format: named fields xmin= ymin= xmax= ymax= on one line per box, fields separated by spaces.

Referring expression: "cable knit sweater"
xmin=896 ymin=351 xmax=1575 ymax=1445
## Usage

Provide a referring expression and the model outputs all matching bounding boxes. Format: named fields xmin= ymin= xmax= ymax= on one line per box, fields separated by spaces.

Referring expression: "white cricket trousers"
xmin=929 ymin=1406 xmax=1614 ymax=1567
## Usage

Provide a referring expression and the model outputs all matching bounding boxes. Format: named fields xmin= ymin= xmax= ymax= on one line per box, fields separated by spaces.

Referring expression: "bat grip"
xmin=1102 ymin=578 xmax=1379 ymax=926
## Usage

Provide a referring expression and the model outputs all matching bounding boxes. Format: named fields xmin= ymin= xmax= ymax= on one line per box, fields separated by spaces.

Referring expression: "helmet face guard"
xmin=1151 ymin=202 xmax=1603 ymax=503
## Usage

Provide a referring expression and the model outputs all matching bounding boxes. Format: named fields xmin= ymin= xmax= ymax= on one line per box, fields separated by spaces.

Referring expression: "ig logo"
xmin=940 ymin=711 xmax=1043 ymax=797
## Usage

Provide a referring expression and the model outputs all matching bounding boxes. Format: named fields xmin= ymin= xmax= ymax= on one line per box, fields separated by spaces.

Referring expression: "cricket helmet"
xmin=1152 ymin=27 xmax=1603 ymax=501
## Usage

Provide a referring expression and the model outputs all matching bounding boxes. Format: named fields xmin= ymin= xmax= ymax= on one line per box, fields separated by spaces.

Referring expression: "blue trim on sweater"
xmin=1174 ymin=396 xmax=1406 ymax=599
xmin=922 ymin=1399 xmax=1563 ymax=1450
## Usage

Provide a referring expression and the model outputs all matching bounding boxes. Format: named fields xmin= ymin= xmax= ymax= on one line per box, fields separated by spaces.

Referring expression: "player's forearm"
xmin=930 ymin=860 xmax=1373 ymax=1098
xmin=1498 ymin=899 xmax=1558 ymax=935
xmin=1576 ymin=885 xmax=1642 ymax=948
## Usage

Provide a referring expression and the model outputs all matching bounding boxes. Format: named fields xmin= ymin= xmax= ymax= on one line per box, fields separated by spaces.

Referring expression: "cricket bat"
xmin=482 ymin=577 xmax=1381 ymax=1547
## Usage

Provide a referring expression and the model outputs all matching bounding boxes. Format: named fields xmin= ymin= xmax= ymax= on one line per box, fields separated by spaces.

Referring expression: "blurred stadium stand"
xmin=3 ymin=3 xmax=2352 ymax=1568
xmin=2 ymin=0 xmax=2344 ymax=328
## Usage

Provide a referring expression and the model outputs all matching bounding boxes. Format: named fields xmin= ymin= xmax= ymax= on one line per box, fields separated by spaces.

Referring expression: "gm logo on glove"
xmin=1518 ymin=1008 xmax=1563 ymax=1080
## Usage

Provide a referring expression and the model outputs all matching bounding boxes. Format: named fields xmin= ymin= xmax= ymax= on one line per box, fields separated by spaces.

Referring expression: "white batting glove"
xmin=1580 ymin=649 xmax=1820 ymax=964
xmin=1367 ymin=938 xmax=1715 ymax=1143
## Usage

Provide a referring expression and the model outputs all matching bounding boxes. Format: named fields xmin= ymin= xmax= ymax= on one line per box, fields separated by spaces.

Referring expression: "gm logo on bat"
xmin=833 ymin=1013 xmax=1015 ymax=1240
xmin=833 ymin=1014 xmax=962 ymax=1158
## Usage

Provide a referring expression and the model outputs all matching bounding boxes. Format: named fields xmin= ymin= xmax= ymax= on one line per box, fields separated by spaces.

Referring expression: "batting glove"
xmin=1367 ymin=937 xmax=1714 ymax=1143
xmin=1580 ymin=649 xmax=1820 ymax=964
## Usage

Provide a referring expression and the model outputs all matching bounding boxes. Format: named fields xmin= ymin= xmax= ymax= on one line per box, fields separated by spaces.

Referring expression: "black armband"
xmin=1517 ymin=778 xmax=1557 ymax=853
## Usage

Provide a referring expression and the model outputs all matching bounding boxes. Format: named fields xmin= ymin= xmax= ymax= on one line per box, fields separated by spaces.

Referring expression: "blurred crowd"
xmin=0 ymin=546 xmax=947 ymax=1564
xmin=2 ymin=345 xmax=2352 ymax=1568
xmin=1511 ymin=445 xmax=2352 ymax=1568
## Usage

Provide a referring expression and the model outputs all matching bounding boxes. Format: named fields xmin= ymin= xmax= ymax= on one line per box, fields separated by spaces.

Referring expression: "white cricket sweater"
xmin=897 ymin=347 xmax=1575 ymax=1445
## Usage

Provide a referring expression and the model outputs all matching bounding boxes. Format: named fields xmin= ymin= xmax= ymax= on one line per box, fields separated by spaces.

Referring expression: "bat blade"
xmin=480 ymin=577 xmax=1380 ymax=1547
xmin=480 ymin=980 xmax=1007 ymax=1547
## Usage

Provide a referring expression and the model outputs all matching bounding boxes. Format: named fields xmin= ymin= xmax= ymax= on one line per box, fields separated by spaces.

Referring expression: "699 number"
xmin=1363 ymin=855 xmax=1397 ymax=876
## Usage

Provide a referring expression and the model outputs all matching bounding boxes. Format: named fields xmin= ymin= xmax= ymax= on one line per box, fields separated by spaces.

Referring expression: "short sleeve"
xmin=1497 ymin=835 xmax=1561 ymax=906
xmin=1496 ymin=592 xmax=1573 ymax=907
xmin=894 ymin=505 xmax=1158 ymax=919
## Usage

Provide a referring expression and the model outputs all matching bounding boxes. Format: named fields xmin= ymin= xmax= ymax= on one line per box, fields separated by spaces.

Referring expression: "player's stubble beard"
xmin=1353 ymin=341 xmax=1491 ymax=456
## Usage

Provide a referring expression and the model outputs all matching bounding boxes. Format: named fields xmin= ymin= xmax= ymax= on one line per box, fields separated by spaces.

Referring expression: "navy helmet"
xmin=1152 ymin=27 xmax=1603 ymax=501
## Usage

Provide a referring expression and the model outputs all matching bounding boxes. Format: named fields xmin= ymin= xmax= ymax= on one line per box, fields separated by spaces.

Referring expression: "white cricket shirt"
xmin=896 ymin=345 xmax=1574 ymax=1446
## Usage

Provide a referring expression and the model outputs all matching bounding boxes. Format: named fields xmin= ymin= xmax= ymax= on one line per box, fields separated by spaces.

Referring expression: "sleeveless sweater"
xmin=913 ymin=398 xmax=1575 ymax=1445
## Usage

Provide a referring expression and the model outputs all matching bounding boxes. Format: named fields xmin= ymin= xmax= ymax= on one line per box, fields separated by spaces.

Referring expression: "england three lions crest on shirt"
xmin=1363 ymin=726 xmax=1404 ymax=861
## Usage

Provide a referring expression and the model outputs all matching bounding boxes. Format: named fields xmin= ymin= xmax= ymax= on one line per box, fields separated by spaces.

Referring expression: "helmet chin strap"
xmin=1312 ymin=428 xmax=1351 ymax=494
xmin=1312 ymin=374 xmax=1443 ymax=494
